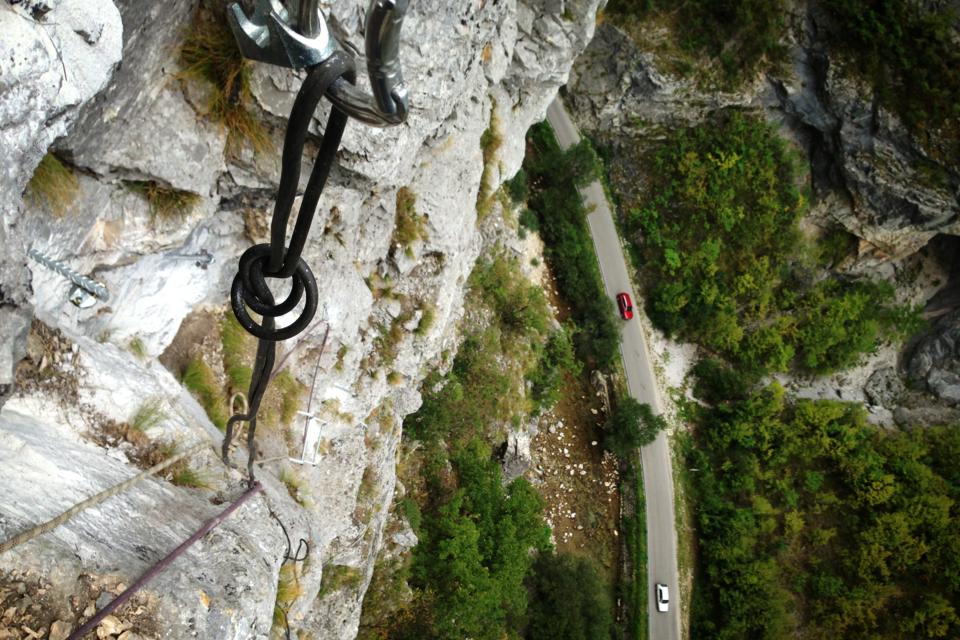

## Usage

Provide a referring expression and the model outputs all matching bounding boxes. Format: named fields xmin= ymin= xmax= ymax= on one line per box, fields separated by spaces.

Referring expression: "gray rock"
xmin=60 ymin=0 xmax=227 ymax=196
xmin=893 ymin=404 xmax=960 ymax=429
xmin=807 ymin=59 xmax=960 ymax=258
xmin=0 ymin=306 xmax=31 ymax=406
xmin=501 ymin=425 xmax=534 ymax=482
xmin=567 ymin=11 xmax=960 ymax=260
xmin=0 ymin=0 xmax=122 ymax=207
xmin=0 ymin=0 xmax=121 ymax=395
xmin=906 ymin=310 xmax=960 ymax=405
xmin=863 ymin=367 xmax=905 ymax=409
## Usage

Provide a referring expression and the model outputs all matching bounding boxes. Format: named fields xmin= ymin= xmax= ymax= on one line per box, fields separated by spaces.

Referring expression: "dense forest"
xmin=623 ymin=111 xmax=920 ymax=376
xmin=686 ymin=382 xmax=960 ymax=639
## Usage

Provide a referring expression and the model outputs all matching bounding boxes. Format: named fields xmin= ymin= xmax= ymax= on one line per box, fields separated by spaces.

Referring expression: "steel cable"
xmin=0 ymin=442 xmax=208 ymax=555
xmin=223 ymin=52 xmax=357 ymax=482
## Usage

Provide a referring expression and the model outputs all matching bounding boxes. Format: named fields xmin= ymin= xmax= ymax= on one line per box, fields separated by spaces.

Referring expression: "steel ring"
xmin=231 ymin=248 xmax=319 ymax=342
xmin=238 ymin=245 xmax=305 ymax=317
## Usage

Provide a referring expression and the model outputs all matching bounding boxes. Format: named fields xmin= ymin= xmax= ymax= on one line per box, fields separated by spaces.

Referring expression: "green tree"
xmin=604 ymin=398 xmax=668 ymax=456
xmin=529 ymin=324 xmax=581 ymax=412
xmin=525 ymin=554 xmax=613 ymax=640
xmin=409 ymin=441 xmax=551 ymax=640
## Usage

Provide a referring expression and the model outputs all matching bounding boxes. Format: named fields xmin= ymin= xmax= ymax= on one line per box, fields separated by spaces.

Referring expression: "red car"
xmin=616 ymin=292 xmax=634 ymax=320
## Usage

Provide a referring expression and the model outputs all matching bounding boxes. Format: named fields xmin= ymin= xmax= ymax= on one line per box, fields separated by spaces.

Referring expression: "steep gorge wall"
xmin=565 ymin=4 xmax=960 ymax=425
xmin=0 ymin=0 xmax=602 ymax=637
xmin=567 ymin=6 xmax=960 ymax=261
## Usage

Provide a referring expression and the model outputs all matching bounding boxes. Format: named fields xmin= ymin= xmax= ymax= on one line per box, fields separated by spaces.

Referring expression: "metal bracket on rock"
xmin=228 ymin=0 xmax=337 ymax=69
xmin=228 ymin=0 xmax=411 ymax=127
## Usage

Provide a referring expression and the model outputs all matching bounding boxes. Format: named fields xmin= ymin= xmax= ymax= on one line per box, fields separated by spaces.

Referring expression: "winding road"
xmin=547 ymin=99 xmax=682 ymax=640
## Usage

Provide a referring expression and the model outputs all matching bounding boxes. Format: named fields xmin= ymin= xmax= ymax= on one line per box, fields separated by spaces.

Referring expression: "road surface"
xmin=547 ymin=99 xmax=682 ymax=640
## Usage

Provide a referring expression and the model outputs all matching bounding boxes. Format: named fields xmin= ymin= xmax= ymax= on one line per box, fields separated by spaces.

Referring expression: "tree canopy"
xmin=687 ymin=386 xmax=960 ymax=639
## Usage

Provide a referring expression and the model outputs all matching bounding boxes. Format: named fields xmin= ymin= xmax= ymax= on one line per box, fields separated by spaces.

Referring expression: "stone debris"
xmin=0 ymin=570 xmax=157 ymax=640
xmin=49 ymin=622 xmax=72 ymax=640
xmin=526 ymin=386 xmax=621 ymax=561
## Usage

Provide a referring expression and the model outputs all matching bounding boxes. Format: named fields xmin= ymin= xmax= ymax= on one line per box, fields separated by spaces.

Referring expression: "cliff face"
xmin=566 ymin=8 xmax=960 ymax=261
xmin=0 ymin=0 xmax=602 ymax=638
xmin=565 ymin=5 xmax=960 ymax=425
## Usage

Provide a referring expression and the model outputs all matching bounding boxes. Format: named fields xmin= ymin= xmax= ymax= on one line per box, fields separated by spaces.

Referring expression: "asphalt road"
xmin=547 ymin=100 xmax=682 ymax=640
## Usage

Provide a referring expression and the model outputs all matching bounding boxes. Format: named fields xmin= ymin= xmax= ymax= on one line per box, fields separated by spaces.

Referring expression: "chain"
xmin=222 ymin=52 xmax=356 ymax=482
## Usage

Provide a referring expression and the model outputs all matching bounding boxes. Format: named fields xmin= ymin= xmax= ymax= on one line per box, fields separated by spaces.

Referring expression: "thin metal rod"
xmin=67 ymin=482 xmax=264 ymax=640
xmin=0 ymin=443 xmax=207 ymax=555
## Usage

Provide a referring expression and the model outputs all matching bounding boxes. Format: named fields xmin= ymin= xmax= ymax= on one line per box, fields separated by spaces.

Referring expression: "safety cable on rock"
xmin=0 ymin=441 xmax=208 ymax=555
xmin=265 ymin=503 xmax=310 ymax=640
xmin=221 ymin=0 xmax=411 ymax=483
xmin=66 ymin=482 xmax=264 ymax=640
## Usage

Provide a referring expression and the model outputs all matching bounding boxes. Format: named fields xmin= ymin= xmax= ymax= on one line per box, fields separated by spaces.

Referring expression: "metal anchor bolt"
xmin=228 ymin=0 xmax=411 ymax=127
xmin=27 ymin=248 xmax=110 ymax=305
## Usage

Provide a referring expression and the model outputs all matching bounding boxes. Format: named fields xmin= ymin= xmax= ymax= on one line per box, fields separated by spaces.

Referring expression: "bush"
xmin=518 ymin=208 xmax=539 ymax=232
xmin=604 ymin=398 xmax=667 ymax=457
xmin=631 ymin=111 xmax=909 ymax=374
xmin=528 ymin=325 xmax=581 ymax=413
xmin=470 ymin=254 xmax=550 ymax=337
xmin=525 ymin=554 xmax=613 ymax=640
xmin=505 ymin=169 xmax=530 ymax=203
xmin=794 ymin=279 xmax=889 ymax=373
xmin=692 ymin=357 xmax=753 ymax=404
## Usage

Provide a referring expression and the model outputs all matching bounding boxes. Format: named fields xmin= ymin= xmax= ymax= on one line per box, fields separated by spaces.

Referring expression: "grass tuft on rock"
xmin=128 ymin=336 xmax=148 ymax=360
xmin=274 ymin=371 xmax=304 ymax=427
xmin=476 ymin=107 xmax=504 ymax=219
xmin=414 ymin=304 xmax=435 ymax=336
xmin=318 ymin=565 xmax=363 ymax=599
xmin=126 ymin=180 xmax=201 ymax=220
xmin=130 ymin=398 xmax=166 ymax=432
xmin=220 ymin=311 xmax=254 ymax=393
xmin=393 ymin=187 xmax=427 ymax=256
xmin=170 ymin=465 xmax=211 ymax=489
xmin=25 ymin=153 xmax=79 ymax=217
xmin=179 ymin=5 xmax=271 ymax=155
xmin=272 ymin=564 xmax=304 ymax=632
xmin=182 ymin=356 xmax=228 ymax=431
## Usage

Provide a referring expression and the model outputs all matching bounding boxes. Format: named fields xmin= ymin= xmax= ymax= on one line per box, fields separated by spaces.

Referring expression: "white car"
xmin=656 ymin=583 xmax=670 ymax=612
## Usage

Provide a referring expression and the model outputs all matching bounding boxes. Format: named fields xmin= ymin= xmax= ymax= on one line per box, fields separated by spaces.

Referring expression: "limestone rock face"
xmin=0 ymin=0 xmax=603 ymax=638
xmin=61 ymin=0 xmax=227 ymax=195
xmin=0 ymin=0 xmax=122 ymax=394
xmin=0 ymin=0 xmax=122 ymax=206
xmin=776 ymin=34 xmax=960 ymax=258
xmin=567 ymin=12 xmax=960 ymax=260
